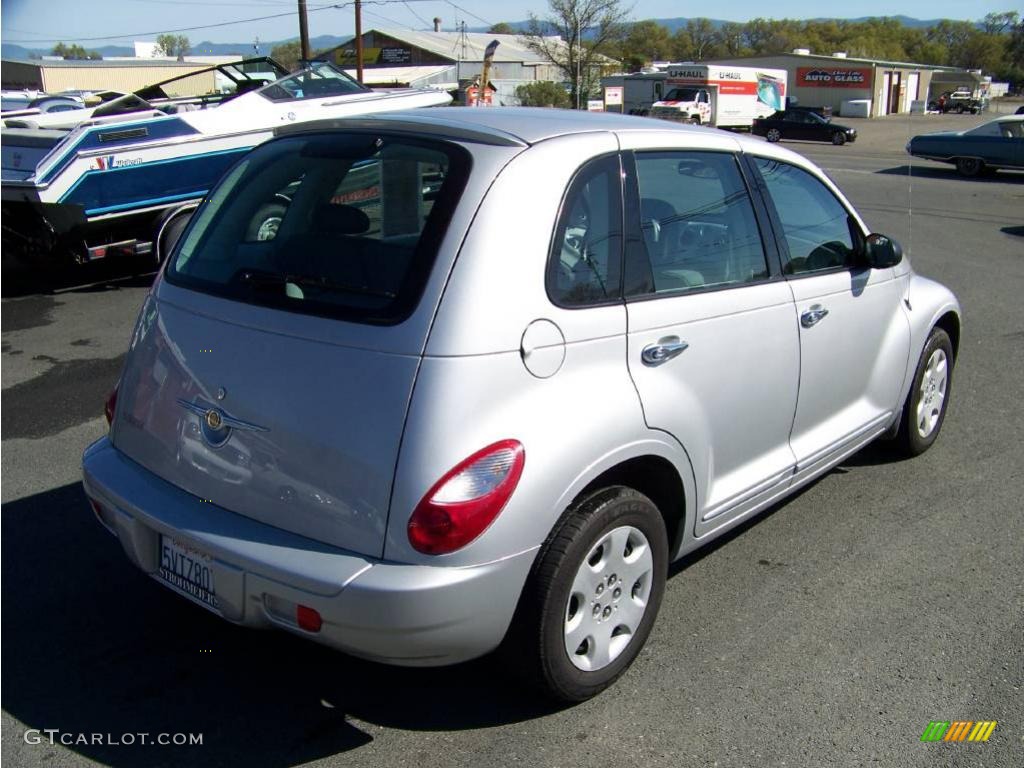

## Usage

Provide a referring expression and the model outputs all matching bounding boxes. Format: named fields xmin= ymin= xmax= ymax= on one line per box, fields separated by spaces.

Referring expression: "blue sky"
xmin=1 ymin=0 xmax=1017 ymax=47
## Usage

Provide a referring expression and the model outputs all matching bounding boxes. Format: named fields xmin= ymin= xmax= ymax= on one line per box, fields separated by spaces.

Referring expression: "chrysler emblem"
xmin=205 ymin=409 xmax=223 ymax=430
xmin=177 ymin=399 xmax=268 ymax=448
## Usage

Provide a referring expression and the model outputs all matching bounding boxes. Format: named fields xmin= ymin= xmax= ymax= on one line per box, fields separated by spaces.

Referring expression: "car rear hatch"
xmin=111 ymin=130 xmax=473 ymax=558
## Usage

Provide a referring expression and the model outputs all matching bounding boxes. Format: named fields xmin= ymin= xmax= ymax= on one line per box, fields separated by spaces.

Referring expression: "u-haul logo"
xmin=90 ymin=155 xmax=144 ymax=170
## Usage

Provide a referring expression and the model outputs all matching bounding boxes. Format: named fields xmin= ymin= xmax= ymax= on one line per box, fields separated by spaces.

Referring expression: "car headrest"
xmin=313 ymin=203 xmax=370 ymax=235
xmin=640 ymin=197 xmax=675 ymax=224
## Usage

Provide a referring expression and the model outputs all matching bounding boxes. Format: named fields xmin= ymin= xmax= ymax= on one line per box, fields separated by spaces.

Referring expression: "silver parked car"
xmin=83 ymin=108 xmax=960 ymax=701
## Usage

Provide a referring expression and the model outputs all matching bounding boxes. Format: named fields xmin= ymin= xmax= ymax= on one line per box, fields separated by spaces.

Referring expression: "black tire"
xmin=507 ymin=486 xmax=668 ymax=702
xmin=831 ymin=131 xmax=847 ymax=146
xmin=956 ymin=157 xmax=983 ymax=177
xmin=689 ymin=115 xmax=701 ymax=125
xmin=895 ymin=327 xmax=954 ymax=457
xmin=245 ymin=202 xmax=288 ymax=242
xmin=765 ymin=127 xmax=782 ymax=143
xmin=156 ymin=209 xmax=193 ymax=265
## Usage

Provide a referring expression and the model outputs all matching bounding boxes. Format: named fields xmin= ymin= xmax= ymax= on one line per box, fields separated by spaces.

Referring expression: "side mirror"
xmin=863 ymin=233 xmax=903 ymax=268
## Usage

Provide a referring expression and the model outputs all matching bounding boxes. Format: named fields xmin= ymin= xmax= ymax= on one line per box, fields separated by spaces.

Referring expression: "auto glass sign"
xmin=797 ymin=67 xmax=872 ymax=88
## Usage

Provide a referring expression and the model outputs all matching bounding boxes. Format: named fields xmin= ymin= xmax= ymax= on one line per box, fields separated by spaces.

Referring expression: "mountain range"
xmin=0 ymin=16 xmax=963 ymax=61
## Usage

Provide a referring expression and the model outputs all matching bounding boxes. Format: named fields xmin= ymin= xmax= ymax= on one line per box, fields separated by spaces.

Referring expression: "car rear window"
xmin=167 ymin=132 xmax=470 ymax=324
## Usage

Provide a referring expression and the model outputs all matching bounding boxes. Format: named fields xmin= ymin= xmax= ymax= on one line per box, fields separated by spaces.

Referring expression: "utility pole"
xmin=297 ymin=0 xmax=311 ymax=62
xmin=575 ymin=15 xmax=582 ymax=110
xmin=355 ymin=0 xmax=364 ymax=83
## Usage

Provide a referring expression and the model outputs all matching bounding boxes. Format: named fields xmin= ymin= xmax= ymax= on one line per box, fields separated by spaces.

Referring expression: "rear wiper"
xmin=234 ymin=268 xmax=395 ymax=299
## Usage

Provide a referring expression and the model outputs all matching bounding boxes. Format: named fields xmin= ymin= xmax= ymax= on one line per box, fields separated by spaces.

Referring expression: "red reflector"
xmin=104 ymin=384 xmax=119 ymax=427
xmin=296 ymin=605 xmax=322 ymax=632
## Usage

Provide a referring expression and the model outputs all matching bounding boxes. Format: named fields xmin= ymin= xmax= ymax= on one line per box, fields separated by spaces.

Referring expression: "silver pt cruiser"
xmin=83 ymin=108 xmax=960 ymax=701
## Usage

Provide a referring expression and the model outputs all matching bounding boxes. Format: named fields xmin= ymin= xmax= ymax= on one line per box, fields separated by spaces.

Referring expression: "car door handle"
xmin=800 ymin=305 xmax=829 ymax=328
xmin=642 ymin=337 xmax=689 ymax=366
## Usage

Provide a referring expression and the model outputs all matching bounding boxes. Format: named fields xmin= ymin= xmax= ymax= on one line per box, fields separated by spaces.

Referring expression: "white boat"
xmin=2 ymin=58 xmax=451 ymax=264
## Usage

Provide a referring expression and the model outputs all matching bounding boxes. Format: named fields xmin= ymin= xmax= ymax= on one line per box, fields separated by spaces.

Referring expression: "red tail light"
xmin=408 ymin=440 xmax=525 ymax=555
xmin=104 ymin=384 xmax=119 ymax=427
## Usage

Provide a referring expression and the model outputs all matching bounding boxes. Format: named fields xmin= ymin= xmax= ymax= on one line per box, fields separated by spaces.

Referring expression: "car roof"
xmin=279 ymin=106 xmax=726 ymax=147
xmin=277 ymin=105 xmax=818 ymax=172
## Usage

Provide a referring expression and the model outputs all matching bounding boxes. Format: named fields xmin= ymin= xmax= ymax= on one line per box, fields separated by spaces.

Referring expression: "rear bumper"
xmin=82 ymin=437 xmax=537 ymax=666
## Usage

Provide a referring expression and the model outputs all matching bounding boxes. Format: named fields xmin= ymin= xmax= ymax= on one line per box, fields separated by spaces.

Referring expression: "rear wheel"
xmin=508 ymin=486 xmax=668 ymax=702
xmin=765 ymin=127 xmax=782 ymax=142
xmin=831 ymin=131 xmax=847 ymax=145
xmin=955 ymin=157 xmax=983 ymax=177
xmin=895 ymin=327 xmax=953 ymax=456
xmin=689 ymin=115 xmax=701 ymax=125
xmin=155 ymin=208 xmax=194 ymax=265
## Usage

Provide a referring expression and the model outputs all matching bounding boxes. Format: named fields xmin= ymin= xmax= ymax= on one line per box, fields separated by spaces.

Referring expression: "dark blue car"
xmin=906 ymin=116 xmax=1024 ymax=177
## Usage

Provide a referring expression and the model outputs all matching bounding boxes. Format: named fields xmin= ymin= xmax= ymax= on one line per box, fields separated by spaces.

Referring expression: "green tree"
xmin=51 ymin=42 xmax=101 ymax=60
xmin=522 ymin=0 xmax=628 ymax=109
xmin=269 ymin=40 xmax=329 ymax=71
xmin=617 ymin=20 xmax=673 ymax=71
xmin=488 ymin=22 xmax=516 ymax=34
xmin=715 ymin=22 xmax=748 ymax=57
xmin=270 ymin=40 xmax=302 ymax=70
xmin=981 ymin=11 xmax=1019 ymax=35
xmin=155 ymin=34 xmax=191 ymax=60
xmin=673 ymin=18 xmax=719 ymax=61
xmin=515 ymin=80 xmax=571 ymax=107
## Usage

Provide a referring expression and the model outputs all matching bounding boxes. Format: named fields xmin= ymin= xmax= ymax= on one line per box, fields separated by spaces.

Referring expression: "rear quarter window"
xmin=168 ymin=133 xmax=470 ymax=324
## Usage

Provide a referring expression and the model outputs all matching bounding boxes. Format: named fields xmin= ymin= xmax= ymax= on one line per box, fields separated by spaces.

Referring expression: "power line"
xmin=4 ymin=7 xmax=342 ymax=44
xmin=402 ymin=1 xmax=433 ymax=29
xmin=3 ymin=0 xmax=445 ymax=44
xmin=445 ymin=1 xmax=492 ymax=29
xmin=362 ymin=8 xmax=411 ymax=28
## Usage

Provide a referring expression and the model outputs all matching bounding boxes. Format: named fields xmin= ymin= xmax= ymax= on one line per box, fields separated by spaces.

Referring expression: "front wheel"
xmin=765 ymin=127 xmax=782 ymax=142
xmin=508 ymin=486 xmax=668 ymax=702
xmin=245 ymin=202 xmax=288 ymax=242
xmin=831 ymin=131 xmax=847 ymax=145
xmin=895 ymin=327 xmax=953 ymax=456
xmin=956 ymin=157 xmax=984 ymax=177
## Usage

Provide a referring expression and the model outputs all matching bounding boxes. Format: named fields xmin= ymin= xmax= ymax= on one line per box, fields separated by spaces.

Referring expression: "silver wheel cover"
xmin=564 ymin=525 xmax=654 ymax=672
xmin=255 ymin=217 xmax=282 ymax=241
xmin=916 ymin=348 xmax=948 ymax=438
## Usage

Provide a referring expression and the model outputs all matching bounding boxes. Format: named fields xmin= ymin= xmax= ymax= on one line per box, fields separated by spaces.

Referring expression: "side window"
xmin=753 ymin=157 xmax=857 ymax=274
xmin=633 ymin=151 xmax=769 ymax=294
xmin=547 ymin=155 xmax=623 ymax=307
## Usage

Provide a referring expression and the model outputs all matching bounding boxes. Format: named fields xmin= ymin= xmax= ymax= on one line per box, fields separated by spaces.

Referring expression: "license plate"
xmin=158 ymin=535 xmax=219 ymax=610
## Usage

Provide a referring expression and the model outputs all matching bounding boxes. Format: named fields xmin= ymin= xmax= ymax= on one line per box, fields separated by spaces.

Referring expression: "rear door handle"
xmin=642 ymin=336 xmax=689 ymax=366
xmin=800 ymin=304 xmax=829 ymax=328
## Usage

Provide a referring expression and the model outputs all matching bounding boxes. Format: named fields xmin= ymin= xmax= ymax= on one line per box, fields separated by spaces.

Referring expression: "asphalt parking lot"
xmin=2 ymin=112 xmax=1021 ymax=768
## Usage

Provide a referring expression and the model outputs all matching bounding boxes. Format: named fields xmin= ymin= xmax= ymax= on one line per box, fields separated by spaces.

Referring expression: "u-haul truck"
xmin=650 ymin=65 xmax=787 ymax=128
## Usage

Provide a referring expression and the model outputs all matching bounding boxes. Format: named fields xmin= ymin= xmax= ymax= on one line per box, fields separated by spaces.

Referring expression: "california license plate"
xmin=158 ymin=535 xmax=218 ymax=610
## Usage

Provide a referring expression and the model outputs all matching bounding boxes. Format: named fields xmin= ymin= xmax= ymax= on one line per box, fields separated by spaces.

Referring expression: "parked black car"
xmin=753 ymin=110 xmax=857 ymax=145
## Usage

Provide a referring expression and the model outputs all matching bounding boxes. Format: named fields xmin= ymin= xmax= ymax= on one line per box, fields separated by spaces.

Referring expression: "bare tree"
xmin=521 ymin=0 xmax=628 ymax=109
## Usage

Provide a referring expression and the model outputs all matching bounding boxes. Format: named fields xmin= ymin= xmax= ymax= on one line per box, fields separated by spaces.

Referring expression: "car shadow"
xmin=876 ymin=164 xmax=1024 ymax=182
xmin=1 ymin=258 xmax=155 ymax=299
xmin=1001 ymin=225 xmax=1024 ymax=237
xmin=1 ymin=482 xmax=567 ymax=767
xmin=4 ymin=436 xmax=903 ymax=764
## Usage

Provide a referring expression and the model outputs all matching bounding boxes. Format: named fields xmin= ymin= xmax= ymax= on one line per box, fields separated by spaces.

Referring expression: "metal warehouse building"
xmin=320 ymin=27 xmax=616 ymax=105
xmin=1 ymin=58 xmax=222 ymax=95
xmin=704 ymin=51 xmax=971 ymax=117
